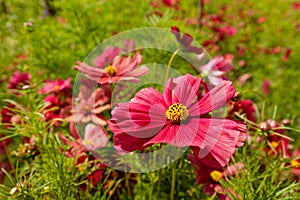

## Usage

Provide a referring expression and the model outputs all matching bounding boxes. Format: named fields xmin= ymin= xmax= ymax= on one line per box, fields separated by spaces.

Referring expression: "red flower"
xmin=87 ymin=169 xmax=104 ymax=186
xmin=293 ymin=2 xmax=300 ymax=10
xmin=8 ymin=71 xmax=31 ymax=90
xmin=282 ymin=48 xmax=292 ymax=61
xmin=109 ymin=74 xmax=246 ymax=167
xmin=228 ymin=100 xmax=256 ymax=123
xmin=188 ymin=153 xmax=245 ymax=199
xmin=40 ymin=78 xmax=72 ymax=95
xmin=289 ymin=150 xmax=300 ymax=178
xmin=73 ymin=51 xmax=149 ymax=84
xmin=261 ymin=79 xmax=271 ymax=95
xmin=171 ymin=26 xmax=203 ymax=54
xmin=265 ymin=120 xmax=289 ymax=156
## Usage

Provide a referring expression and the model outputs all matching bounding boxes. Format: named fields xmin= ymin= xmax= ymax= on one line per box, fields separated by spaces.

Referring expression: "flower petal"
xmin=190 ymin=80 xmax=235 ymax=115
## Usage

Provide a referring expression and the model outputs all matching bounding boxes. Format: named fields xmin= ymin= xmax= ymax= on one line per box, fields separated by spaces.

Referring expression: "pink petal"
xmin=109 ymin=88 xmax=167 ymax=139
xmin=164 ymin=74 xmax=202 ymax=107
xmin=190 ymin=81 xmax=235 ymax=115
xmin=83 ymin=123 xmax=108 ymax=150
xmin=191 ymin=118 xmax=247 ymax=167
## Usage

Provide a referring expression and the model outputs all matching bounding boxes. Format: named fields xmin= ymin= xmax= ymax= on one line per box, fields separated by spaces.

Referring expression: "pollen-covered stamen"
xmin=54 ymin=85 xmax=60 ymax=91
xmin=166 ymin=103 xmax=189 ymax=123
xmin=290 ymin=160 xmax=300 ymax=168
xmin=210 ymin=170 xmax=223 ymax=182
xmin=105 ymin=65 xmax=117 ymax=76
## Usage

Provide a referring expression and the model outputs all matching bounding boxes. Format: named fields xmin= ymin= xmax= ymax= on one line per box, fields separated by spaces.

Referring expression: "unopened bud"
xmin=281 ymin=119 xmax=291 ymax=126
xmin=259 ymin=121 xmax=271 ymax=132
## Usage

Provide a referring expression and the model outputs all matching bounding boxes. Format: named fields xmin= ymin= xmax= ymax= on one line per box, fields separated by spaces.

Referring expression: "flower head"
xmin=171 ymin=26 xmax=203 ymax=54
xmin=200 ymin=55 xmax=233 ymax=86
xmin=73 ymin=51 xmax=149 ymax=84
xmin=188 ymin=153 xmax=245 ymax=199
xmin=65 ymin=85 xmax=111 ymax=126
xmin=8 ymin=71 xmax=31 ymax=90
xmin=109 ymin=74 xmax=246 ymax=167
xmin=59 ymin=123 xmax=108 ymax=158
xmin=228 ymin=100 xmax=256 ymax=122
xmin=40 ymin=78 xmax=72 ymax=95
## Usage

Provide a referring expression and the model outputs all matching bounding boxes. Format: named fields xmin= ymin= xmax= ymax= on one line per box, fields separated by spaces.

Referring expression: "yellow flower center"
xmin=210 ymin=170 xmax=223 ymax=182
xmin=270 ymin=141 xmax=279 ymax=149
xmin=54 ymin=85 xmax=60 ymax=91
xmin=166 ymin=103 xmax=189 ymax=123
xmin=105 ymin=65 xmax=117 ymax=76
xmin=290 ymin=160 xmax=300 ymax=168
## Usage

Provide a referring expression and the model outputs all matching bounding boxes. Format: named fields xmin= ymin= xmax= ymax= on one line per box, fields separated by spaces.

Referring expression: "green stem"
xmin=170 ymin=161 xmax=177 ymax=200
xmin=165 ymin=49 xmax=180 ymax=83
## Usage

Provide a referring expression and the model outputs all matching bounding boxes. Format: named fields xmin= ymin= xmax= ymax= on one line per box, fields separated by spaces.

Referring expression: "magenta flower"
xmin=109 ymin=74 xmax=246 ymax=167
xmin=188 ymin=153 xmax=245 ymax=200
xmin=40 ymin=78 xmax=72 ymax=94
xmin=59 ymin=122 xmax=108 ymax=157
xmin=43 ymin=95 xmax=63 ymax=126
xmin=200 ymin=55 xmax=233 ymax=86
xmin=8 ymin=71 xmax=31 ymax=90
xmin=94 ymin=46 xmax=121 ymax=68
xmin=73 ymin=52 xmax=149 ymax=84
xmin=261 ymin=79 xmax=271 ymax=95
xmin=171 ymin=26 xmax=203 ymax=54
xmin=228 ymin=100 xmax=256 ymax=123
xmin=290 ymin=150 xmax=300 ymax=177
xmin=65 ymin=85 xmax=111 ymax=126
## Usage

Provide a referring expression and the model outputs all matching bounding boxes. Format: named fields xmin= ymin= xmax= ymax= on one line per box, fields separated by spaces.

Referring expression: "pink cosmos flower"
xmin=188 ymin=153 xmax=245 ymax=200
xmin=123 ymin=40 xmax=136 ymax=52
xmin=289 ymin=150 xmax=300 ymax=178
xmin=109 ymin=74 xmax=247 ymax=167
xmin=282 ymin=48 xmax=292 ymax=61
xmin=40 ymin=78 xmax=72 ymax=94
xmin=43 ymin=95 xmax=64 ymax=126
xmin=171 ymin=26 xmax=203 ymax=54
xmin=200 ymin=55 xmax=233 ymax=87
xmin=73 ymin=52 xmax=149 ymax=84
xmin=59 ymin=123 xmax=108 ymax=157
xmin=228 ymin=100 xmax=256 ymax=122
xmin=8 ymin=71 xmax=31 ymax=90
xmin=265 ymin=120 xmax=289 ymax=156
xmin=262 ymin=79 xmax=271 ymax=95
xmin=65 ymin=85 xmax=111 ymax=126
xmin=293 ymin=2 xmax=300 ymax=10
xmin=94 ymin=46 xmax=121 ymax=68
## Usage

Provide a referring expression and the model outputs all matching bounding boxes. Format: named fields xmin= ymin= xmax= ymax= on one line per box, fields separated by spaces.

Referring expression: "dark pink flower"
xmin=171 ymin=26 xmax=203 ymax=54
xmin=215 ymin=25 xmax=237 ymax=41
xmin=282 ymin=48 xmax=292 ymax=61
xmin=43 ymin=95 xmax=63 ymax=126
xmin=290 ymin=150 xmax=300 ymax=177
xmin=94 ymin=46 xmax=121 ymax=68
xmin=109 ymin=74 xmax=247 ymax=167
xmin=228 ymin=100 xmax=256 ymax=122
xmin=73 ymin=52 xmax=149 ymax=84
xmin=293 ymin=2 xmax=300 ymax=10
xmin=40 ymin=78 xmax=72 ymax=94
xmin=123 ymin=40 xmax=136 ymax=52
xmin=65 ymin=86 xmax=111 ymax=126
xmin=265 ymin=120 xmax=289 ymax=156
xmin=200 ymin=55 xmax=233 ymax=86
xmin=59 ymin=123 xmax=108 ymax=157
xmin=257 ymin=16 xmax=267 ymax=24
xmin=188 ymin=153 xmax=245 ymax=199
xmin=262 ymin=79 xmax=271 ymax=95
xmin=8 ymin=71 xmax=31 ymax=90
